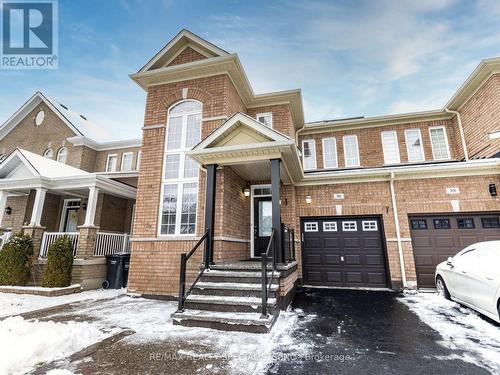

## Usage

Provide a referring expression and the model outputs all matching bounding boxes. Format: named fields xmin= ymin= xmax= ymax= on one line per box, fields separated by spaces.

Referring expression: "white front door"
xmin=60 ymin=199 xmax=81 ymax=232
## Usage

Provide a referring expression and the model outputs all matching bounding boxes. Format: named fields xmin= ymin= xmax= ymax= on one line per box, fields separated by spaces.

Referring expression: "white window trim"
xmin=322 ymin=137 xmax=338 ymax=169
xmin=136 ymin=151 xmax=141 ymax=170
xmin=56 ymin=147 xmax=68 ymax=163
xmin=121 ymin=152 xmax=134 ymax=172
xmin=404 ymin=129 xmax=425 ymax=163
xmin=58 ymin=198 xmax=81 ymax=232
xmin=323 ymin=221 xmax=337 ymax=232
xmin=429 ymin=126 xmax=451 ymax=160
xmin=304 ymin=222 xmax=318 ymax=232
xmin=43 ymin=148 xmax=53 ymax=159
xmin=343 ymin=135 xmax=360 ymax=167
xmin=256 ymin=112 xmax=273 ymax=128
xmin=342 ymin=221 xmax=357 ymax=231
xmin=158 ymin=99 xmax=202 ymax=237
xmin=302 ymin=139 xmax=317 ymax=171
xmin=106 ymin=154 xmax=118 ymax=172
xmin=362 ymin=220 xmax=378 ymax=231
xmin=381 ymin=131 xmax=400 ymax=165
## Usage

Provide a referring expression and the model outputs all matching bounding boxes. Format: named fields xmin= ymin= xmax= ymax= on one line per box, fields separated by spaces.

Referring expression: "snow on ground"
xmin=0 ymin=316 xmax=114 ymax=375
xmin=52 ymin=296 xmax=316 ymax=374
xmin=400 ymin=292 xmax=500 ymax=375
xmin=0 ymin=288 xmax=126 ymax=318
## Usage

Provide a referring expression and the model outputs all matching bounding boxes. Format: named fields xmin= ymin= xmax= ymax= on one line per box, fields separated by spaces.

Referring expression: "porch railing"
xmin=261 ymin=228 xmax=276 ymax=318
xmin=0 ymin=231 xmax=12 ymax=250
xmin=94 ymin=232 xmax=131 ymax=256
xmin=281 ymin=223 xmax=296 ymax=263
xmin=39 ymin=232 xmax=79 ymax=258
xmin=177 ymin=229 xmax=210 ymax=312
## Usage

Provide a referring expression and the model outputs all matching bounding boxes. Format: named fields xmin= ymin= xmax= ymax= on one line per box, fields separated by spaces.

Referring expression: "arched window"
xmin=43 ymin=148 xmax=53 ymax=159
xmin=57 ymin=147 xmax=68 ymax=164
xmin=159 ymin=100 xmax=202 ymax=235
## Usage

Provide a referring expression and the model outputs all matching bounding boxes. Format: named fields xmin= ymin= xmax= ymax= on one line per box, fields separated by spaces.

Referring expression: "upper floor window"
xmin=256 ymin=113 xmax=273 ymax=127
xmin=302 ymin=139 xmax=317 ymax=171
xmin=322 ymin=137 xmax=338 ymax=169
xmin=404 ymin=129 xmax=425 ymax=162
xmin=106 ymin=154 xmax=117 ymax=172
xmin=121 ymin=152 xmax=133 ymax=171
xmin=56 ymin=147 xmax=67 ymax=164
xmin=160 ymin=100 xmax=202 ymax=235
xmin=343 ymin=135 xmax=360 ymax=167
xmin=43 ymin=148 xmax=53 ymax=159
xmin=381 ymin=131 xmax=400 ymax=164
xmin=429 ymin=126 xmax=451 ymax=160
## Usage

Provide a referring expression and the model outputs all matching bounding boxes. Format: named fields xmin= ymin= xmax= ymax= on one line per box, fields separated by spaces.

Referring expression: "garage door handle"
xmin=340 ymin=256 xmax=345 ymax=262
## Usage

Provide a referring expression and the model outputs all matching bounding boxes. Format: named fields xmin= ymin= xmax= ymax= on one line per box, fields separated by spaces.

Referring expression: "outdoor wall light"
xmin=305 ymin=195 xmax=312 ymax=204
xmin=243 ymin=188 xmax=250 ymax=197
xmin=489 ymin=183 xmax=497 ymax=197
xmin=4 ymin=206 xmax=11 ymax=215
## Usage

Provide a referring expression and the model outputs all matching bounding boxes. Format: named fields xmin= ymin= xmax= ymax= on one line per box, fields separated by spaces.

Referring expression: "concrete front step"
xmin=171 ymin=309 xmax=279 ymax=333
xmin=210 ymin=262 xmax=262 ymax=271
xmin=192 ymin=282 xmax=279 ymax=298
xmin=185 ymin=294 xmax=278 ymax=313
xmin=201 ymin=270 xmax=280 ymax=284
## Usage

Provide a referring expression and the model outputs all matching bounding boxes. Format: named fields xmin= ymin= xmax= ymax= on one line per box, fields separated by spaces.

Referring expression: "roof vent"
xmin=60 ymin=103 xmax=68 ymax=110
xmin=80 ymin=115 xmax=87 ymax=120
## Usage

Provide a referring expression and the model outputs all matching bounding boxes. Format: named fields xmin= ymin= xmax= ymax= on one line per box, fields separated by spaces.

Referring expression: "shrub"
xmin=0 ymin=233 xmax=34 ymax=286
xmin=42 ymin=236 xmax=74 ymax=287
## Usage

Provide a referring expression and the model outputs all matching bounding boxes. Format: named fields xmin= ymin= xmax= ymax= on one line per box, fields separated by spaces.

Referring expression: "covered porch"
xmin=0 ymin=149 xmax=136 ymax=289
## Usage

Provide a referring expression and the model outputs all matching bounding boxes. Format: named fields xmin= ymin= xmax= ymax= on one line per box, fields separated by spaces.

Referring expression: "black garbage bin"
xmin=103 ymin=253 xmax=131 ymax=289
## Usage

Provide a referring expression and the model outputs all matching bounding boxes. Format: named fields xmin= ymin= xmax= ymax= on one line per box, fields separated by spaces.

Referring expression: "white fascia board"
xmin=189 ymin=140 xmax=295 ymax=157
xmin=67 ymin=136 xmax=142 ymax=151
xmin=97 ymin=171 xmax=139 ymax=178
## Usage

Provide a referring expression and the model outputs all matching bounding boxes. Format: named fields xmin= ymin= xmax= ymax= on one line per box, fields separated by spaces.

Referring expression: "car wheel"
xmin=436 ymin=276 xmax=451 ymax=300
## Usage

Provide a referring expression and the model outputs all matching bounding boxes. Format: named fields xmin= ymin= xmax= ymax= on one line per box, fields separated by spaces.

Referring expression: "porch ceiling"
xmin=231 ymin=160 xmax=291 ymax=184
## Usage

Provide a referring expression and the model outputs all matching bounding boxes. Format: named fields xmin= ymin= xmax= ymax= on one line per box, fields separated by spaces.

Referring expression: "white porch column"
xmin=29 ymin=187 xmax=47 ymax=227
xmin=84 ymin=186 xmax=100 ymax=226
xmin=0 ymin=190 xmax=8 ymax=227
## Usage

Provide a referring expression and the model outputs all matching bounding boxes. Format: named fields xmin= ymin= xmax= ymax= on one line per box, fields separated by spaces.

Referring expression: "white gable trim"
xmin=0 ymin=149 xmax=40 ymax=177
xmin=0 ymin=92 xmax=83 ymax=141
xmin=164 ymin=43 xmax=212 ymax=67
xmin=139 ymin=29 xmax=229 ymax=73
xmin=192 ymin=112 xmax=291 ymax=151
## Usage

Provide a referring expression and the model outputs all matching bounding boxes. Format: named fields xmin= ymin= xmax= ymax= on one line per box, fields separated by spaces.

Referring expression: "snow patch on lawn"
xmin=0 ymin=288 xmax=126 ymax=318
xmin=0 ymin=316 xmax=110 ymax=375
xmin=55 ymin=296 xmax=316 ymax=374
xmin=400 ymin=292 xmax=500 ymax=375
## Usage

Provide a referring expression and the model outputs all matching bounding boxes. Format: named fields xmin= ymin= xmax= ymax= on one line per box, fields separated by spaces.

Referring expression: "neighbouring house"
xmin=0 ymin=92 xmax=139 ymax=289
xmin=1 ymin=29 xmax=500 ymax=331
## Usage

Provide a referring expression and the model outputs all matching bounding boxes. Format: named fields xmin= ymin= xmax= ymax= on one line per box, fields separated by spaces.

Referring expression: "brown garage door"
xmin=301 ymin=217 xmax=389 ymax=288
xmin=410 ymin=213 xmax=500 ymax=288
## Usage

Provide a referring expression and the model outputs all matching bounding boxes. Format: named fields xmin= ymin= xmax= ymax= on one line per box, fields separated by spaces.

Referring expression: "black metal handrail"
xmin=261 ymin=229 xmax=276 ymax=318
xmin=281 ymin=224 xmax=296 ymax=263
xmin=177 ymin=229 xmax=210 ymax=311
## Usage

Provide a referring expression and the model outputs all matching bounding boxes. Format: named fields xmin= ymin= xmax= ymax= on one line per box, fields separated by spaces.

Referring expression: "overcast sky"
xmin=1 ymin=0 xmax=500 ymax=140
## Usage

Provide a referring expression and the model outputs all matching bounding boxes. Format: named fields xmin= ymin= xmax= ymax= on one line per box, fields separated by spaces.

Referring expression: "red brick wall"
xmin=247 ymin=104 xmax=295 ymax=138
xmin=167 ymin=47 xmax=207 ymax=67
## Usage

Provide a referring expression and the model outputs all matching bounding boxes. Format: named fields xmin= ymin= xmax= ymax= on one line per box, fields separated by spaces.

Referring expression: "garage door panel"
xmin=303 ymin=217 xmax=388 ymax=288
xmin=325 ymin=254 xmax=341 ymax=264
xmin=410 ymin=213 xmax=500 ymax=288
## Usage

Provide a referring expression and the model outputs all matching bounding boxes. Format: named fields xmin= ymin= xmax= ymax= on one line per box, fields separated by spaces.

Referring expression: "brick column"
xmin=22 ymin=225 xmax=45 ymax=258
xmin=76 ymin=225 xmax=99 ymax=259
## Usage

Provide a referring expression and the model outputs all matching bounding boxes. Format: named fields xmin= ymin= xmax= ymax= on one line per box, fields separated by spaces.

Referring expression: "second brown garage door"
xmin=302 ymin=217 xmax=389 ymax=288
xmin=409 ymin=213 xmax=500 ymax=288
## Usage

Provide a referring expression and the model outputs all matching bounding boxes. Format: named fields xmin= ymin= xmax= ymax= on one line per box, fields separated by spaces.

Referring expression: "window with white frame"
xmin=342 ymin=221 xmax=357 ymax=231
xmin=256 ymin=113 xmax=273 ymax=127
xmin=323 ymin=221 xmax=337 ymax=232
xmin=362 ymin=220 xmax=378 ymax=231
xmin=404 ymin=129 xmax=425 ymax=162
xmin=343 ymin=135 xmax=360 ymax=167
xmin=136 ymin=151 xmax=141 ymax=170
xmin=160 ymin=100 xmax=202 ymax=235
xmin=121 ymin=152 xmax=133 ymax=171
xmin=322 ymin=137 xmax=338 ymax=169
xmin=302 ymin=139 xmax=317 ymax=170
xmin=106 ymin=154 xmax=117 ymax=172
xmin=56 ymin=147 xmax=68 ymax=164
xmin=304 ymin=222 xmax=318 ymax=232
xmin=429 ymin=127 xmax=451 ymax=160
xmin=381 ymin=131 xmax=400 ymax=164
xmin=43 ymin=148 xmax=53 ymax=159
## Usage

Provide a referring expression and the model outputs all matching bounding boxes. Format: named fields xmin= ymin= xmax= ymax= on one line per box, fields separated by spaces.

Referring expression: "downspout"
xmin=445 ymin=108 xmax=469 ymax=161
xmin=389 ymin=171 xmax=407 ymax=289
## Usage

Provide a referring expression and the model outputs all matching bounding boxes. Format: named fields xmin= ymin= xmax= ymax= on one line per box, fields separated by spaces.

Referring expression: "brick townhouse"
xmin=1 ymin=29 xmax=500 ymax=331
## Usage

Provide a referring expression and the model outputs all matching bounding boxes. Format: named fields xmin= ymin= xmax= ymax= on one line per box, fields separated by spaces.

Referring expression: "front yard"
xmin=0 ymin=288 xmax=499 ymax=375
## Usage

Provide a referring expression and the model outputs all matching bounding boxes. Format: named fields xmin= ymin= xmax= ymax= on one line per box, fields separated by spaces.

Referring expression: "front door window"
xmin=65 ymin=209 xmax=79 ymax=232
xmin=258 ymin=200 xmax=272 ymax=237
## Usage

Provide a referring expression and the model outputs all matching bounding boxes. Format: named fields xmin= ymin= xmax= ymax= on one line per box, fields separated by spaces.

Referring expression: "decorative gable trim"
xmin=165 ymin=44 xmax=210 ymax=67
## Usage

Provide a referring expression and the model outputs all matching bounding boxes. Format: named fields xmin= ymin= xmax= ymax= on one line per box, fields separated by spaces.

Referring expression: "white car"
xmin=435 ymin=241 xmax=500 ymax=323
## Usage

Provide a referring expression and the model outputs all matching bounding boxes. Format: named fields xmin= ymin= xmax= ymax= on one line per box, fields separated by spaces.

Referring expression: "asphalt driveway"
xmin=267 ymin=288 xmax=496 ymax=375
